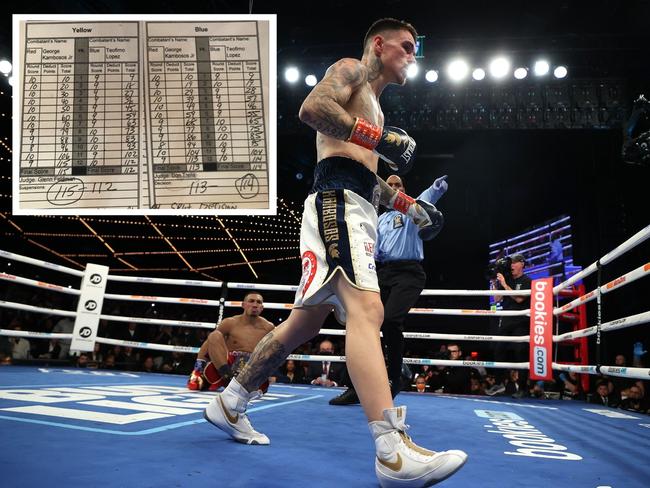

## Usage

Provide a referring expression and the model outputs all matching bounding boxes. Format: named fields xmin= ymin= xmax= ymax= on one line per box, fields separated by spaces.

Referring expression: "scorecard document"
xmin=13 ymin=15 xmax=276 ymax=215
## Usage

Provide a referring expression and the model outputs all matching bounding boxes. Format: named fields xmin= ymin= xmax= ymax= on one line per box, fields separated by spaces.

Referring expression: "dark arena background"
xmin=0 ymin=2 xmax=649 ymax=487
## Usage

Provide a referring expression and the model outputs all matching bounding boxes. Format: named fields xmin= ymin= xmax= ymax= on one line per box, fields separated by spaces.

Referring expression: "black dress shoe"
xmin=329 ymin=387 xmax=360 ymax=405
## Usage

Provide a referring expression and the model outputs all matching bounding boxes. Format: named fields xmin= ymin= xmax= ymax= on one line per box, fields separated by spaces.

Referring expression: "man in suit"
xmin=590 ymin=380 xmax=615 ymax=407
xmin=307 ymin=339 xmax=348 ymax=387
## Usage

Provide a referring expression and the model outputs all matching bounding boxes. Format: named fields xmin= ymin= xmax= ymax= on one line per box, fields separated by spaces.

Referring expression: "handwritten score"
xmin=16 ymin=18 xmax=272 ymax=213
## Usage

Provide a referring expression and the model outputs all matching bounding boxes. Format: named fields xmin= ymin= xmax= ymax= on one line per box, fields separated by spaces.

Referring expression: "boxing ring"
xmin=1 ymin=224 xmax=649 ymax=487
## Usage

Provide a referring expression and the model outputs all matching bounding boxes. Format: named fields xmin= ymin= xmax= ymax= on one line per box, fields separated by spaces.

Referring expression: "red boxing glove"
xmin=388 ymin=191 xmax=416 ymax=214
xmin=348 ymin=117 xmax=382 ymax=149
xmin=388 ymin=191 xmax=444 ymax=241
xmin=348 ymin=118 xmax=417 ymax=175
xmin=186 ymin=369 xmax=204 ymax=391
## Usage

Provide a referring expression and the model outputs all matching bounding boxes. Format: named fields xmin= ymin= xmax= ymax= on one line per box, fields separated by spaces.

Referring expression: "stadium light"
xmin=0 ymin=60 xmax=12 ymax=75
xmin=284 ymin=67 xmax=300 ymax=83
xmin=447 ymin=59 xmax=469 ymax=82
xmin=472 ymin=68 xmax=486 ymax=81
xmin=425 ymin=70 xmax=438 ymax=83
xmin=514 ymin=67 xmax=528 ymax=80
xmin=553 ymin=66 xmax=568 ymax=79
xmin=534 ymin=60 xmax=550 ymax=76
xmin=406 ymin=63 xmax=419 ymax=79
xmin=489 ymin=57 xmax=511 ymax=79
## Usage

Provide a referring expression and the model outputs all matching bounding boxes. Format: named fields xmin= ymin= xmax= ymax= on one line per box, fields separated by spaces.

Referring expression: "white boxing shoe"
xmin=204 ymin=378 xmax=269 ymax=445
xmin=370 ymin=406 xmax=467 ymax=487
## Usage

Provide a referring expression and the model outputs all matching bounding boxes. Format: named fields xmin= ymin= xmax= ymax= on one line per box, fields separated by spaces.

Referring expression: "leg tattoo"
xmin=237 ymin=332 xmax=287 ymax=392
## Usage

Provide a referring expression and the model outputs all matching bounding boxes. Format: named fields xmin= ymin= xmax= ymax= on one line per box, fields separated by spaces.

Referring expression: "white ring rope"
xmin=98 ymin=313 xmax=215 ymax=329
xmin=318 ymin=328 xmax=531 ymax=343
xmin=3 ymin=326 xmax=647 ymax=379
xmin=420 ymin=289 xmax=529 ymax=297
xmin=0 ymin=272 xmax=81 ymax=296
xmin=553 ymin=310 xmax=650 ymax=342
xmin=0 ymin=249 xmax=84 ymax=277
xmin=285 ymin=353 xmax=528 ymax=370
xmin=104 ymin=294 xmax=222 ymax=307
xmin=0 ymin=299 xmax=216 ymax=329
xmin=408 ymin=307 xmax=528 ymax=317
xmin=0 ymin=299 xmax=77 ymax=318
xmin=95 ymin=337 xmax=199 ymax=354
xmin=0 ymin=329 xmax=73 ymax=340
xmin=228 ymin=282 xmax=298 ymax=292
xmin=553 ymin=224 xmax=650 ymax=293
xmin=554 ymin=261 xmax=650 ymax=315
xmin=107 ymin=274 xmax=223 ymax=288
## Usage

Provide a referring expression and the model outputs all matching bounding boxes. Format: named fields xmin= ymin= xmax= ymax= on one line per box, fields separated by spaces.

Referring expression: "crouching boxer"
xmin=187 ymin=292 xmax=274 ymax=393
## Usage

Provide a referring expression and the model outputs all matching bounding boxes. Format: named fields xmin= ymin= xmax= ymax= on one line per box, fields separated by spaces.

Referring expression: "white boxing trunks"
xmin=294 ymin=184 xmax=380 ymax=324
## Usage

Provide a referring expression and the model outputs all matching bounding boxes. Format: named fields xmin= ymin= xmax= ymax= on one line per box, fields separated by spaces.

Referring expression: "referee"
xmin=330 ymin=173 xmax=449 ymax=405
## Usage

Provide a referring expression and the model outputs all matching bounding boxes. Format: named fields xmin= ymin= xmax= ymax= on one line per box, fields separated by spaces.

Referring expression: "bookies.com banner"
xmin=529 ymin=277 xmax=554 ymax=380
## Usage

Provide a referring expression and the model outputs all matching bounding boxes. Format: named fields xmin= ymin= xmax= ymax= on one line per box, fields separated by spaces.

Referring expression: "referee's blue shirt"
xmin=375 ymin=183 xmax=446 ymax=263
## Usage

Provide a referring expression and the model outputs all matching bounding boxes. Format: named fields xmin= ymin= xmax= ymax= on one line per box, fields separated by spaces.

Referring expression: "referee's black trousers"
xmin=378 ymin=261 xmax=426 ymax=386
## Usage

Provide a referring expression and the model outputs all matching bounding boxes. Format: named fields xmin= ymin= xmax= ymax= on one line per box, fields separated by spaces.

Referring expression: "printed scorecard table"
xmin=14 ymin=16 xmax=274 ymax=214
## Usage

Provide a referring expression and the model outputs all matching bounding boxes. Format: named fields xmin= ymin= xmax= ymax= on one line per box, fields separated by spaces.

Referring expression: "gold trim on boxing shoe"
xmin=220 ymin=396 xmax=239 ymax=424
xmin=400 ymin=432 xmax=435 ymax=456
xmin=378 ymin=453 xmax=403 ymax=472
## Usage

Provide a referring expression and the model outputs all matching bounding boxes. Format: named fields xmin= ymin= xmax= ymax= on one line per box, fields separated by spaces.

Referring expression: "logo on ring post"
xmin=89 ymin=274 xmax=103 ymax=285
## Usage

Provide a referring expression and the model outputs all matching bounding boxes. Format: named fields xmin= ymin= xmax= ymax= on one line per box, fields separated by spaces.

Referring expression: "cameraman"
xmin=492 ymin=253 xmax=531 ymax=395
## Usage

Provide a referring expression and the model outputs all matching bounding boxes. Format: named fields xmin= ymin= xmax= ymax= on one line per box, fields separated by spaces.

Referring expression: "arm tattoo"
xmin=300 ymin=59 xmax=367 ymax=140
xmin=236 ymin=331 xmax=287 ymax=392
xmin=376 ymin=175 xmax=397 ymax=206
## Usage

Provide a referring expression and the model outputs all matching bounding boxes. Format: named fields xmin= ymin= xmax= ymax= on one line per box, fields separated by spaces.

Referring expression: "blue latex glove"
xmin=633 ymin=342 xmax=647 ymax=357
xmin=433 ymin=175 xmax=448 ymax=193
xmin=559 ymin=373 xmax=568 ymax=382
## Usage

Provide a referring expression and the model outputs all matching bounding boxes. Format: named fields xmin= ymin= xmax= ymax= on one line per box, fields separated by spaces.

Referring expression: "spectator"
xmin=504 ymin=369 xmax=521 ymax=396
xmin=141 ymin=356 xmax=156 ymax=373
xmin=469 ymin=377 xmax=485 ymax=396
xmin=118 ymin=346 xmax=139 ymax=371
xmin=619 ymin=384 xmax=648 ymax=414
xmin=38 ymin=339 xmax=61 ymax=360
xmin=440 ymin=343 xmax=471 ymax=394
xmin=52 ymin=316 xmax=74 ymax=359
xmin=87 ymin=342 xmax=103 ymax=368
xmin=590 ymin=381 xmax=615 ymax=407
xmin=116 ymin=321 xmax=149 ymax=344
xmin=413 ymin=376 xmax=428 ymax=393
xmin=558 ymin=371 xmax=585 ymax=401
xmin=161 ymin=351 xmax=193 ymax=374
xmin=607 ymin=354 xmax=635 ymax=400
xmin=152 ymin=325 xmax=174 ymax=369
xmin=632 ymin=342 xmax=647 ymax=367
xmin=530 ymin=381 xmax=545 ymax=399
xmin=483 ymin=374 xmax=503 ymax=396
xmin=102 ymin=354 xmax=116 ymax=369
xmin=275 ymin=360 xmax=306 ymax=384
xmin=75 ymin=353 xmax=89 ymax=368
xmin=175 ymin=327 xmax=200 ymax=348
xmin=306 ymin=340 xmax=347 ymax=388
xmin=11 ymin=326 xmax=31 ymax=360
